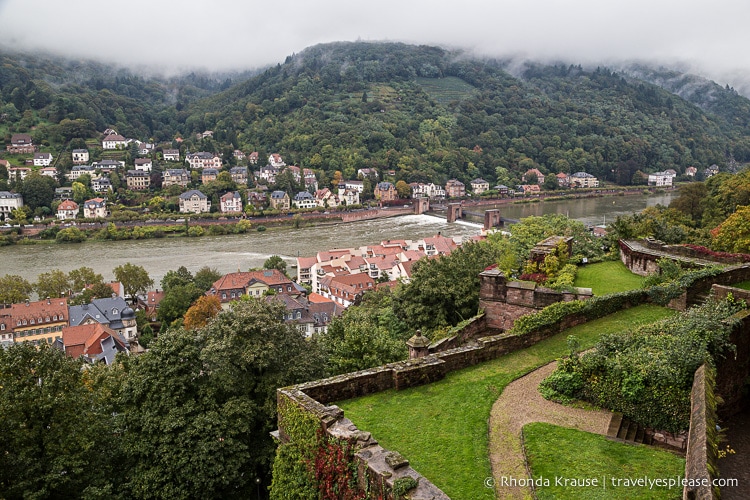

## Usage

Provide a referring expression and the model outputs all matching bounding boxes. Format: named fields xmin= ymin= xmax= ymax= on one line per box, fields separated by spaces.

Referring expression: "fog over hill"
xmin=1 ymin=0 xmax=750 ymax=95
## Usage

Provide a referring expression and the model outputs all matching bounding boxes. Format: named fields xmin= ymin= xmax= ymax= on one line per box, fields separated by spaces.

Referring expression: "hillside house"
xmin=522 ymin=168 xmax=545 ymax=185
xmin=92 ymin=160 xmax=124 ymax=171
xmin=102 ymin=133 xmax=128 ymax=150
xmin=686 ymin=166 xmax=697 ymax=177
xmin=186 ymin=152 xmax=221 ymax=169
xmin=270 ymin=190 xmax=290 ymax=210
xmin=344 ymin=180 xmax=364 ymax=193
xmin=269 ymin=153 xmax=285 ymax=167
xmin=648 ymin=171 xmax=674 ymax=187
xmin=134 ymin=158 xmax=153 ymax=172
xmin=67 ymin=165 xmax=95 ymax=181
xmin=7 ymin=167 xmax=31 ymax=181
xmin=207 ymin=269 xmax=296 ymax=306
xmin=358 ymin=168 xmax=378 ymax=179
xmin=256 ymin=165 xmax=280 ymax=184
xmin=0 ymin=191 xmax=23 ymax=220
xmin=445 ymin=179 xmax=465 ymax=198
xmin=220 ymin=191 xmax=243 ymax=213
xmin=33 ymin=152 xmax=53 ymax=167
xmin=230 ymin=166 xmax=249 ymax=185
xmin=126 ymin=170 xmax=150 ymax=190
xmin=338 ymin=188 xmax=360 ymax=206
xmin=411 ymin=182 xmax=446 ymax=199
xmin=7 ymin=133 xmax=35 ymax=153
xmin=304 ymin=168 xmax=318 ymax=191
xmin=72 ymin=149 xmax=89 ymax=164
xmin=201 ymin=168 xmax=219 ymax=184
xmin=83 ymin=198 xmax=108 ymax=218
xmin=247 ymin=191 xmax=267 ymax=209
xmin=268 ymin=293 xmax=342 ymax=337
xmin=293 ymin=191 xmax=316 ymax=209
xmin=56 ymin=200 xmax=79 ymax=220
xmin=91 ymin=176 xmax=112 ymax=193
xmin=570 ymin=172 xmax=599 ymax=188
xmin=179 ymin=190 xmax=210 ymax=213
xmin=248 ymin=152 xmax=259 ymax=164
xmin=39 ymin=166 xmax=57 ymax=178
xmin=556 ymin=173 xmax=570 ymax=187
xmin=163 ymin=149 xmax=180 ymax=162
xmin=471 ymin=178 xmax=490 ymax=195
xmin=374 ymin=181 xmax=397 ymax=202
xmin=315 ymin=188 xmax=339 ymax=208
xmin=162 ymin=168 xmax=190 ymax=188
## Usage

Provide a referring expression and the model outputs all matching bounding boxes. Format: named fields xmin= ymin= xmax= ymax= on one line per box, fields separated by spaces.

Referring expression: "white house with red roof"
xmin=102 ymin=133 xmax=128 ymax=150
xmin=57 ymin=199 xmax=79 ymax=220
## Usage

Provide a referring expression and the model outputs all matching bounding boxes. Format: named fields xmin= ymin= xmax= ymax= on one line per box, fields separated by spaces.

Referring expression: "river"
xmin=2 ymin=191 xmax=675 ymax=286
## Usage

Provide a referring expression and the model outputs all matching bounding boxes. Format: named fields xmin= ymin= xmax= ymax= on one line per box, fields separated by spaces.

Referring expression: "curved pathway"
xmin=488 ymin=361 xmax=613 ymax=499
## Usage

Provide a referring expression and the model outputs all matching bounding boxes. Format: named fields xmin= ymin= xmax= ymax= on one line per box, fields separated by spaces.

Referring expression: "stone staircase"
xmin=606 ymin=412 xmax=652 ymax=445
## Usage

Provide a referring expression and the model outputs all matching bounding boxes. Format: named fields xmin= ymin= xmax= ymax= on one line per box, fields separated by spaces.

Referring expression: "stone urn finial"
xmin=406 ymin=329 xmax=430 ymax=359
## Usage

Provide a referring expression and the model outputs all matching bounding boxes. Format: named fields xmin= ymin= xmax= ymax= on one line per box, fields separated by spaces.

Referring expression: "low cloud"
xmin=1 ymin=0 xmax=749 ymax=88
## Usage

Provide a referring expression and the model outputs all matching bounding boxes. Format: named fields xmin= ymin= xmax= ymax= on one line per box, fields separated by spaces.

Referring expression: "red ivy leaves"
xmin=309 ymin=430 xmax=367 ymax=500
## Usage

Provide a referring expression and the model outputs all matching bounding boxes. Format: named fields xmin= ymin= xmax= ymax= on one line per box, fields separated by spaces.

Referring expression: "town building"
xmin=374 ymin=182 xmax=397 ymax=202
xmin=56 ymin=200 xmax=79 ymax=220
xmin=220 ymin=191 xmax=243 ymax=213
xmin=201 ymin=168 xmax=219 ymax=184
xmin=162 ymin=168 xmax=190 ymax=188
xmin=3 ymin=298 xmax=69 ymax=346
xmin=72 ymin=149 xmax=89 ymax=164
xmin=60 ymin=323 xmax=129 ymax=364
xmin=522 ymin=168 xmax=545 ymax=185
xmin=33 ymin=152 xmax=53 ymax=166
xmin=268 ymin=153 xmax=285 ymax=167
xmin=68 ymin=297 xmax=138 ymax=345
xmin=7 ymin=167 xmax=31 ymax=181
xmin=0 ymin=191 xmax=23 ymax=220
xmin=293 ymin=191 xmax=316 ymax=209
xmin=270 ymin=190 xmax=290 ymax=210
xmin=67 ymin=165 xmax=96 ymax=181
xmin=230 ymin=166 xmax=249 ymax=185
xmin=6 ymin=133 xmax=35 ymax=154
xmin=83 ymin=198 xmax=108 ymax=218
xmin=445 ymin=179 xmax=465 ymax=198
xmin=179 ymin=190 xmax=211 ymax=213
xmin=91 ymin=176 xmax=112 ymax=193
xmin=570 ymin=172 xmax=599 ymax=188
xmin=126 ymin=170 xmax=151 ymax=190
xmin=207 ymin=269 xmax=297 ymax=306
xmin=319 ymin=274 xmax=375 ymax=307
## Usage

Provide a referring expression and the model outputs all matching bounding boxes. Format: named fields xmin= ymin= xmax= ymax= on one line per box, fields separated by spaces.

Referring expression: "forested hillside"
xmin=3 ymin=41 xmax=750 ymax=188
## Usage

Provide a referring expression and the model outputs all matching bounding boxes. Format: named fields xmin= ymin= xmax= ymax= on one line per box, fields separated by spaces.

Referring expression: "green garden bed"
xmin=524 ymin=422 xmax=684 ymax=500
xmin=338 ymin=304 xmax=676 ymax=500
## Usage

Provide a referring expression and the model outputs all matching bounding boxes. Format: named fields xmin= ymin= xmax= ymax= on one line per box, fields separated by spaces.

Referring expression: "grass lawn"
xmin=524 ymin=422 xmax=684 ymax=500
xmin=732 ymin=280 xmax=750 ymax=291
xmin=337 ymin=304 xmax=676 ymax=500
xmin=574 ymin=261 xmax=644 ymax=295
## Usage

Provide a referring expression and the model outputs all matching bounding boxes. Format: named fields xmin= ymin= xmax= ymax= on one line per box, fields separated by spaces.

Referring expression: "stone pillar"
xmin=406 ymin=330 xmax=430 ymax=359
xmin=447 ymin=203 xmax=462 ymax=223
xmin=484 ymin=209 xmax=501 ymax=230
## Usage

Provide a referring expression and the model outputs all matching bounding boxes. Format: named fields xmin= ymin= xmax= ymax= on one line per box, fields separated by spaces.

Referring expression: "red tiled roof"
xmin=297 ymin=256 xmax=319 ymax=269
xmin=62 ymin=323 xmax=124 ymax=359
xmin=8 ymin=298 xmax=68 ymax=324
xmin=307 ymin=292 xmax=334 ymax=304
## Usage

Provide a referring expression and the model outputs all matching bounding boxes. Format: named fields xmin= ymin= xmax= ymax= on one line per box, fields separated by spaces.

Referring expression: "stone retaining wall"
xmin=683 ymin=365 xmax=717 ymax=500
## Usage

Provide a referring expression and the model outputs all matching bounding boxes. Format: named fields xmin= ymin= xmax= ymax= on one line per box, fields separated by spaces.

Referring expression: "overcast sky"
xmin=1 ymin=0 xmax=749 ymax=88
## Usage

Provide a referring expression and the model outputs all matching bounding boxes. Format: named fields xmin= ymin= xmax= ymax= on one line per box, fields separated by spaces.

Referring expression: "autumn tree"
xmin=712 ymin=205 xmax=750 ymax=253
xmin=183 ymin=295 xmax=222 ymax=330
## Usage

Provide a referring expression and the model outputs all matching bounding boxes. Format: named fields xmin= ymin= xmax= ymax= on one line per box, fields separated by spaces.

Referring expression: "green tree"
xmin=69 ymin=266 xmax=104 ymax=293
xmin=395 ymin=180 xmax=411 ymax=198
xmin=393 ymin=240 xmax=505 ymax=331
xmin=113 ymin=263 xmax=154 ymax=304
xmin=0 ymin=344 xmax=117 ymax=497
xmin=0 ymin=274 xmax=33 ymax=305
xmin=263 ymin=255 xmax=287 ymax=273
xmin=157 ymin=283 xmax=202 ymax=326
xmin=56 ymin=227 xmax=87 ymax=243
xmin=319 ymin=290 xmax=408 ymax=375
xmin=194 ymin=266 xmax=223 ymax=292
xmin=117 ymin=300 xmax=325 ymax=499
xmin=160 ymin=266 xmax=194 ymax=292
xmin=18 ymin=174 xmax=56 ymax=212
xmin=69 ymin=281 xmax=115 ymax=306
xmin=34 ymin=269 xmax=71 ymax=299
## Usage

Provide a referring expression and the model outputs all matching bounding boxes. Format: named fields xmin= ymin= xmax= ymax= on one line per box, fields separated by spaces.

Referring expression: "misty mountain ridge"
xmin=3 ymin=41 xmax=750 ymax=188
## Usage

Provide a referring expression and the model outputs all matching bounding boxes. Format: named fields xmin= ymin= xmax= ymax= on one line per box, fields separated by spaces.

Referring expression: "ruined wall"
xmin=478 ymin=269 xmax=592 ymax=330
xmin=683 ymin=365 xmax=719 ymax=500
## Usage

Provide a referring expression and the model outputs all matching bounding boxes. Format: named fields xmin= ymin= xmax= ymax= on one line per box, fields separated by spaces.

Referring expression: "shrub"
xmin=540 ymin=297 xmax=743 ymax=432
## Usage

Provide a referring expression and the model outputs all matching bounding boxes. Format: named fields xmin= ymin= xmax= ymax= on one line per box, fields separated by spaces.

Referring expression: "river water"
xmin=2 ymin=191 xmax=674 ymax=286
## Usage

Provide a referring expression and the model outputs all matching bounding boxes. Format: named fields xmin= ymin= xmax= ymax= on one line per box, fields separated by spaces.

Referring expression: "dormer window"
xmin=45 ymin=317 xmax=50 ymax=322
xmin=53 ymin=315 xmax=57 ymax=321
xmin=112 ymin=308 xmax=119 ymax=315
xmin=30 ymin=319 xmax=35 ymax=325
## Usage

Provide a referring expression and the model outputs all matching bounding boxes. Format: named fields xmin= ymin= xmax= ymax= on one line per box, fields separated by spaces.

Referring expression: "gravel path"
xmin=488 ymin=361 xmax=613 ymax=499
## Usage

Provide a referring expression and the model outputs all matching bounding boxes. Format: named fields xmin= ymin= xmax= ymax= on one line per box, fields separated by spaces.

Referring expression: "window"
xmin=112 ymin=309 xmax=119 ymax=315
xmin=221 ymin=293 xmax=227 ymax=299
xmin=30 ymin=319 xmax=35 ymax=325
xmin=0 ymin=324 xmax=4 ymax=331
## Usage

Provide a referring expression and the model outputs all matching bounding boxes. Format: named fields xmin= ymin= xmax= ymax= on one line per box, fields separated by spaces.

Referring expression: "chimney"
xmin=47 ymin=297 xmax=51 ymax=305
xmin=25 ymin=299 xmax=30 ymax=306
